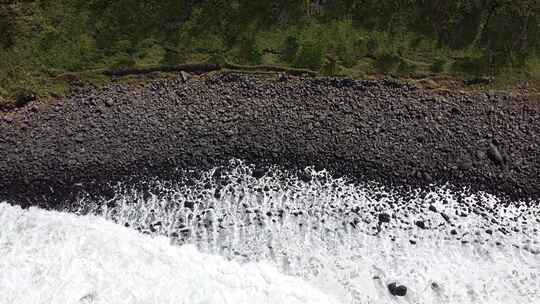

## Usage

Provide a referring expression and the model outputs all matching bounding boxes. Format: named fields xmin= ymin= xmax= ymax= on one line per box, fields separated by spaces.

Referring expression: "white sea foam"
xmin=0 ymin=203 xmax=339 ymax=304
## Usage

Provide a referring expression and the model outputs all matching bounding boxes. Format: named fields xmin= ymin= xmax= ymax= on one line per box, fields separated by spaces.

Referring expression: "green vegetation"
xmin=1 ymin=0 xmax=539 ymax=104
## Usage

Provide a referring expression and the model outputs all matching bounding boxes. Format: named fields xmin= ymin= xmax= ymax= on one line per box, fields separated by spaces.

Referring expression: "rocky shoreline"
xmin=0 ymin=73 xmax=538 ymax=208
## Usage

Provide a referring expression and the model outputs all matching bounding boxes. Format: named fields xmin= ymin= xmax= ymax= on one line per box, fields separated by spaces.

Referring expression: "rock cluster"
xmin=0 ymin=73 xmax=538 ymax=207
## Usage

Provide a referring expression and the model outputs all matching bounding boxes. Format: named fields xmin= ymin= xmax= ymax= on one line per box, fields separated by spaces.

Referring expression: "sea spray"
xmin=62 ymin=159 xmax=540 ymax=303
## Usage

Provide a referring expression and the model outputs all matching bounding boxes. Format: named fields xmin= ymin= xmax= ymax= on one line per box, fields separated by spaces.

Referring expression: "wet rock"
xmin=440 ymin=212 xmax=451 ymax=223
xmin=252 ymin=167 xmax=266 ymax=179
xmin=387 ymin=282 xmax=407 ymax=297
xmin=415 ymin=220 xmax=427 ymax=229
xmin=299 ymin=172 xmax=312 ymax=183
xmin=184 ymin=201 xmax=195 ymax=210
xmin=379 ymin=213 xmax=391 ymax=223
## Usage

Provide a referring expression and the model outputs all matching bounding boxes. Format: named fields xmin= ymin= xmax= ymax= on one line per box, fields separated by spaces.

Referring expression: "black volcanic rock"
xmin=415 ymin=220 xmax=427 ymax=229
xmin=379 ymin=212 xmax=391 ymax=223
xmin=388 ymin=282 xmax=408 ymax=296
xmin=252 ymin=168 xmax=267 ymax=179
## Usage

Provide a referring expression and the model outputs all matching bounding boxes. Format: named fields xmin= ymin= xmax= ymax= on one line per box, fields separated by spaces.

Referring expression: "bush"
xmin=207 ymin=53 xmax=227 ymax=65
xmin=280 ymin=35 xmax=300 ymax=63
xmin=0 ymin=17 xmax=15 ymax=49
xmin=161 ymin=48 xmax=188 ymax=65
xmin=337 ymin=43 xmax=356 ymax=68
xmin=34 ymin=30 xmax=98 ymax=71
xmin=110 ymin=54 xmax=136 ymax=70
xmin=409 ymin=36 xmax=424 ymax=50
xmin=14 ymin=88 xmax=37 ymax=107
xmin=367 ymin=37 xmax=379 ymax=56
xmin=321 ymin=58 xmax=338 ymax=76
xmin=397 ymin=59 xmax=418 ymax=76
xmin=353 ymin=38 xmax=367 ymax=58
xmin=239 ymin=37 xmax=263 ymax=65
xmin=430 ymin=57 xmax=448 ymax=73
xmin=294 ymin=41 xmax=324 ymax=70
xmin=451 ymin=54 xmax=490 ymax=76
xmin=374 ymin=52 xmax=401 ymax=73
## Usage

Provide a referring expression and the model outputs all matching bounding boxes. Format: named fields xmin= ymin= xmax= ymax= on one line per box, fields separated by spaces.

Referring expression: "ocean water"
xmin=1 ymin=160 xmax=539 ymax=303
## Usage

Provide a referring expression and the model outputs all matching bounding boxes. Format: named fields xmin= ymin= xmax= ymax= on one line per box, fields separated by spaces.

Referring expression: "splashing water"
xmin=1 ymin=160 xmax=539 ymax=303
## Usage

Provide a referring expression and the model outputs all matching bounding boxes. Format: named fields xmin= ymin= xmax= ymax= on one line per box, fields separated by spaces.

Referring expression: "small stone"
xmin=180 ymin=71 xmax=192 ymax=82
xmin=277 ymin=73 xmax=288 ymax=82
xmin=428 ymin=205 xmax=437 ymax=212
xmin=105 ymin=98 xmax=114 ymax=107
xmin=387 ymin=282 xmax=407 ymax=296
xmin=4 ymin=116 xmax=13 ymax=123
xmin=450 ymin=229 xmax=458 ymax=235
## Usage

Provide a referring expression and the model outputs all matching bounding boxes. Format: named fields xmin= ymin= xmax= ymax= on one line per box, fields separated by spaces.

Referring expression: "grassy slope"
xmin=1 ymin=8 xmax=538 ymax=107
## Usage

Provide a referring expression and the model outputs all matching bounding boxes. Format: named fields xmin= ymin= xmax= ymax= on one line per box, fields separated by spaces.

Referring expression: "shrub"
xmin=0 ymin=17 xmax=15 ymax=49
xmin=397 ymin=59 xmax=418 ymax=76
xmin=353 ymin=38 xmax=367 ymax=58
xmin=161 ymin=48 xmax=188 ymax=65
xmin=34 ymin=29 xmax=98 ymax=71
xmin=374 ymin=52 xmax=401 ymax=74
xmin=294 ymin=41 xmax=324 ymax=70
xmin=322 ymin=49 xmax=338 ymax=76
xmin=14 ymin=88 xmax=37 ymax=107
xmin=366 ymin=37 xmax=379 ymax=56
xmin=239 ymin=37 xmax=263 ymax=65
xmin=451 ymin=54 xmax=490 ymax=76
xmin=409 ymin=36 xmax=424 ymax=50
xmin=337 ymin=43 xmax=356 ymax=68
xmin=430 ymin=57 xmax=448 ymax=73
xmin=207 ymin=53 xmax=227 ymax=65
xmin=280 ymin=35 xmax=300 ymax=63
xmin=110 ymin=54 xmax=136 ymax=70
